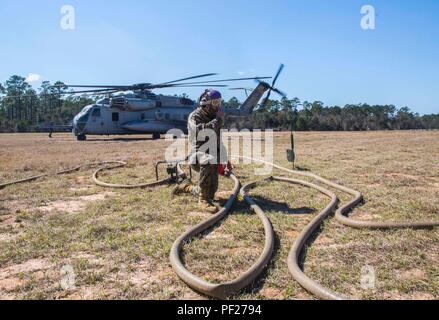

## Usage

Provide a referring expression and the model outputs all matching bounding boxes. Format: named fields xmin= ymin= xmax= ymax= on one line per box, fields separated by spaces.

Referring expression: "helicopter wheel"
xmin=152 ymin=133 xmax=161 ymax=140
xmin=77 ymin=134 xmax=87 ymax=141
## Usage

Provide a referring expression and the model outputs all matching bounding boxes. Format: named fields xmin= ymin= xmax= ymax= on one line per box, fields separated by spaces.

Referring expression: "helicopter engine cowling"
xmin=110 ymin=97 xmax=159 ymax=111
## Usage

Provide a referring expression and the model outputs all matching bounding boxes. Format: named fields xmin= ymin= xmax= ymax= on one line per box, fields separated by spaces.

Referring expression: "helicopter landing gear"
xmin=77 ymin=134 xmax=87 ymax=141
xmin=152 ymin=133 xmax=161 ymax=140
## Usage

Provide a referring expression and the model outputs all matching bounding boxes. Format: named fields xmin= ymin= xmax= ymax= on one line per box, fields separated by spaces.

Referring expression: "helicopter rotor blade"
xmin=59 ymin=88 xmax=124 ymax=94
xmin=65 ymin=90 xmax=121 ymax=96
xmin=229 ymin=87 xmax=254 ymax=97
xmin=229 ymin=87 xmax=253 ymax=91
xmin=259 ymin=64 xmax=286 ymax=108
xmin=262 ymin=90 xmax=272 ymax=108
xmin=61 ymin=74 xmax=220 ymax=90
xmin=58 ymin=85 xmax=130 ymax=89
xmin=272 ymin=64 xmax=284 ymax=87
xmin=147 ymin=83 xmax=231 ymax=89
xmin=272 ymin=87 xmax=287 ymax=98
xmin=54 ymin=73 xmax=273 ymax=93
xmin=158 ymin=73 xmax=218 ymax=85
xmin=170 ymin=84 xmax=228 ymax=88
xmin=172 ymin=76 xmax=271 ymax=86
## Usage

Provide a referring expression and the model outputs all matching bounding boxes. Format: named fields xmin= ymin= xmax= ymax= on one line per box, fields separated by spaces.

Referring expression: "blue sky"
xmin=0 ymin=0 xmax=438 ymax=114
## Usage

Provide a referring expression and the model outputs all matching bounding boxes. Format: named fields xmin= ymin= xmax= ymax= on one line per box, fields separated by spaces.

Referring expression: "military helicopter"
xmin=58 ymin=65 xmax=285 ymax=141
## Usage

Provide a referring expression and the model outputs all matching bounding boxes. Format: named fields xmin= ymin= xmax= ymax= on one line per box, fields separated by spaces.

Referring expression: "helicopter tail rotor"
xmin=259 ymin=64 xmax=287 ymax=108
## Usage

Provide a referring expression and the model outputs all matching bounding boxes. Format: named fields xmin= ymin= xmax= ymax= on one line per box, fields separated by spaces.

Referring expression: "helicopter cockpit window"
xmin=97 ymin=98 xmax=110 ymax=105
xmin=91 ymin=108 xmax=101 ymax=118
xmin=76 ymin=106 xmax=92 ymax=123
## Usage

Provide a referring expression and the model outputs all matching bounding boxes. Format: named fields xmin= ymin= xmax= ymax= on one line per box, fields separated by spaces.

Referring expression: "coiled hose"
xmin=1 ymin=158 xmax=438 ymax=300
xmin=0 ymin=161 xmax=185 ymax=191
xmin=241 ymin=176 xmax=344 ymax=300
xmin=234 ymin=156 xmax=439 ymax=229
xmin=169 ymin=173 xmax=276 ymax=299
xmin=232 ymin=156 xmax=439 ymax=300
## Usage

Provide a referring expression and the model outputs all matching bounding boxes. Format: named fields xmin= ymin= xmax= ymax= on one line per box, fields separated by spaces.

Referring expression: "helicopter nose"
xmin=72 ymin=117 xmax=82 ymax=134
xmin=72 ymin=120 xmax=78 ymax=133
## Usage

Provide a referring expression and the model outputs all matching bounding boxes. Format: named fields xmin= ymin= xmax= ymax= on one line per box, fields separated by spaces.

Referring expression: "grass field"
xmin=0 ymin=131 xmax=438 ymax=300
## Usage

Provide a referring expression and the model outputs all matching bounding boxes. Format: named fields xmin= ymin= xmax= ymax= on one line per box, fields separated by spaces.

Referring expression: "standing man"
xmin=48 ymin=121 xmax=54 ymax=138
xmin=172 ymin=89 xmax=229 ymax=213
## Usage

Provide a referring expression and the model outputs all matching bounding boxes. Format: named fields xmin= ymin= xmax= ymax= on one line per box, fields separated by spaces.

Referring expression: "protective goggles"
xmin=209 ymin=99 xmax=222 ymax=107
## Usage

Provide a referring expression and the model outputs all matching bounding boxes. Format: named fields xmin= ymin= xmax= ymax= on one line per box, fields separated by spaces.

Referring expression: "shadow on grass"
xmin=294 ymin=165 xmax=310 ymax=172
xmin=222 ymin=196 xmax=315 ymax=216
xmin=252 ymin=196 xmax=315 ymax=215
xmin=84 ymin=137 xmax=156 ymax=142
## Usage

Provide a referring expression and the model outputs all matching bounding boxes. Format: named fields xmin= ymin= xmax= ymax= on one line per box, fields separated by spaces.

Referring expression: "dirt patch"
xmin=397 ymin=268 xmax=426 ymax=280
xmin=130 ymin=260 xmax=174 ymax=287
xmin=0 ymin=258 xmax=54 ymax=293
xmin=214 ymin=191 xmax=232 ymax=200
xmin=74 ymin=176 xmax=89 ymax=184
xmin=69 ymin=187 xmax=90 ymax=193
xmin=0 ymin=233 xmax=18 ymax=242
xmin=259 ymin=287 xmax=284 ymax=299
xmin=0 ymin=214 xmax=14 ymax=223
xmin=72 ymin=252 xmax=107 ymax=266
xmin=315 ymin=234 xmax=335 ymax=245
xmin=180 ymin=292 xmax=209 ymax=300
xmin=285 ymin=230 xmax=300 ymax=239
xmin=205 ymin=231 xmax=234 ymax=241
xmin=0 ymin=214 xmax=19 ymax=227
xmin=107 ymin=258 xmax=174 ymax=289
xmin=39 ymin=192 xmax=116 ymax=213
xmin=0 ymin=258 xmax=54 ymax=278
xmin=0 ymin=277 xmax=25 ymax=291
xmin=382 ymin=290 xmax=435 ymax=300
xmin=384 ymin=173 xmax=421 ymax=181
xmin=62 ymin=286 xmax=107 ymax=300
xmin=1 ymin=200 xmax=29 ymax=215
xmin=187 ymin=211 xmax=210 ymax=218
xmin=0 ymin=292 xmax=16 ymax=300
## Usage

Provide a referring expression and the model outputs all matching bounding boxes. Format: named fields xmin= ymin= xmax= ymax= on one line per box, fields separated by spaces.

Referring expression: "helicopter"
xmin=58 ymin=65 xmax=286 ymax=141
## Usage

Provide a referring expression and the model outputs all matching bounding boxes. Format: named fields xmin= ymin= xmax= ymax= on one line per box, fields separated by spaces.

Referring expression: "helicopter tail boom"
xmin=227 ymin=64 xmax=286 ymax=117
xmin=226 ymin=82 xmax=270 ymax=117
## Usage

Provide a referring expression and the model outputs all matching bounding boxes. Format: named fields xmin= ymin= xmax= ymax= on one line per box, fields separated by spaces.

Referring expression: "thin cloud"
xmin=26 ymin=73 xmax=42 ymax=82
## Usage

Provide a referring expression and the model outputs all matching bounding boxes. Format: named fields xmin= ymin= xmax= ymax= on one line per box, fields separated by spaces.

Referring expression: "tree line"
xmin=1 ymin=75 xmax=438 ymax=132
xmin=0 ymin=75 xmax=93 ymax=132
xmin=225 ymin=98 xmax=439 ymax=131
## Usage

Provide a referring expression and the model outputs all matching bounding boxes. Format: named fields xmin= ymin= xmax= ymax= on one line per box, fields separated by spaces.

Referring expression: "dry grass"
xmin=0 ymin=131 xmax=438 ymax=300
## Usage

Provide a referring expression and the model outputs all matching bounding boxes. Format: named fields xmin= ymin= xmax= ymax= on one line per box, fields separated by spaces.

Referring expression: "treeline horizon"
xmin=1 ymin=75 xmax=438 ymax=133
xmin=223 ymin=97 xmax=439 ymax=131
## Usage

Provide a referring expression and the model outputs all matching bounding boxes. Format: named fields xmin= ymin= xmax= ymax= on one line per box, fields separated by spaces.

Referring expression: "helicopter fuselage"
xmin=72 ymin=81 xmax=271 ymax=141
xmin=63 ymin=66 xmax=285 ymax=141
xmin=72 ymin=94 xmax=194 ymax=139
